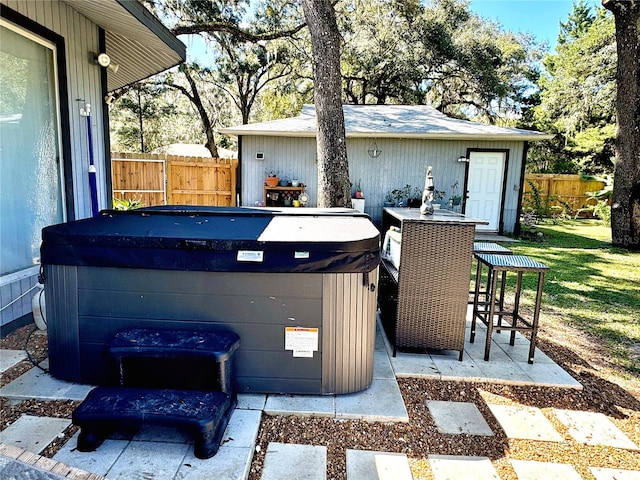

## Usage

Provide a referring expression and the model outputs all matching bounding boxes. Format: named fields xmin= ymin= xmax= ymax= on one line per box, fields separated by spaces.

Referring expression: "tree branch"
xmin=172 ymin=22 xmax=307 ymax=42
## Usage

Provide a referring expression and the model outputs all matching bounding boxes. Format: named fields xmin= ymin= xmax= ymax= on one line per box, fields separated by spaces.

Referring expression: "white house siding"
xmin=240 ymin=135 xmax=524 ymax=231
xmin=1 ymin=0 xmax=105 ymax=328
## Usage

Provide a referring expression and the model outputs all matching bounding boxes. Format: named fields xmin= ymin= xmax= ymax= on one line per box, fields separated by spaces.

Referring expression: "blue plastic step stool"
xmin=72 ymin=328 xmax=240 ymax=459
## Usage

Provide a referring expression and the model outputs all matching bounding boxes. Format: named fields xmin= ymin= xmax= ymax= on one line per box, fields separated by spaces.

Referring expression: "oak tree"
xmin=602 ymin=0 xmax=640 ymax=249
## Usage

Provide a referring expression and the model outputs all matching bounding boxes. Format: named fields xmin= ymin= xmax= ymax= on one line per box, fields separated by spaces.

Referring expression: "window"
xmin=0 ymin=19 xmax=64 ymax=276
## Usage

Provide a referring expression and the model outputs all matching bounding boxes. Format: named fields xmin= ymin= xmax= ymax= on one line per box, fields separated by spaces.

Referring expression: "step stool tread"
xmin=73 ymin=386 xmax=235 ymax=459
xmin=109 ymin=328 xmax=240 ymax=362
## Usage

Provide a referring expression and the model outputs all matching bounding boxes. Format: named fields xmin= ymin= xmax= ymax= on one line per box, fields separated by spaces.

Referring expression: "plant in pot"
xmin=408 ymin=186 xmax=422 ymax=208
xmin=391 ymin=187 xmax=406 ymax=207
xmin=383 ymin=191 xmax=394 ymax=207
xmin=265 ymin=170 xmax=280 ymax=187
xmin=433 ymin=189 xmax=446 ymax=209
xmin=353 ymin=179 xmax=364 ymax=199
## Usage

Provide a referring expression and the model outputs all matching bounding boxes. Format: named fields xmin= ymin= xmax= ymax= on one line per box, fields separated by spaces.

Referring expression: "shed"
xmin=1 ymin=0 xmax=185 ymax=329
xmin=220 ymin=104 xmax=552 ymax=232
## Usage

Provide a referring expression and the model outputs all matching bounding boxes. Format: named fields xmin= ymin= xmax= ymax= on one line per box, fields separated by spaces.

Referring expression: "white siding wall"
xmin=241 ymin=135 xmax=525 ymax=230
xmin=1 ymin=0 xmax=105 ymax=328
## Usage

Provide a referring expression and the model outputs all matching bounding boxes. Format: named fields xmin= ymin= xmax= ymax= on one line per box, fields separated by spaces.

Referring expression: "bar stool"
xmin=469 ymin=242 xmax=513 ymax=304
xmin=471 ymin=254 xmax=549 ymax=363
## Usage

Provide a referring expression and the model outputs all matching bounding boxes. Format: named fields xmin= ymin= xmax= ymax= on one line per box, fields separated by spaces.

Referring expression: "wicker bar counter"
xmin=379 ymin=208 xmax=488 ymax=359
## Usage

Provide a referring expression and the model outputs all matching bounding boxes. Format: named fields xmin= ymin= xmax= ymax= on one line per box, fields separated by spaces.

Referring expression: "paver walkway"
xmin=1 ymin=310 xmax=637 ymax=479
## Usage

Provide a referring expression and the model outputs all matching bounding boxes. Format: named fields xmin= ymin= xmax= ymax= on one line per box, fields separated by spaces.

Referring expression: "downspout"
xmin=514 ymin=141 xmax=530 ymax=237
xmin=99 ymin=28 xmax=113 ymax=210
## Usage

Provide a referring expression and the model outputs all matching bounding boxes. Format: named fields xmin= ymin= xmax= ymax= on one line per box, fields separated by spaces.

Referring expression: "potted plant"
xmin=353 ymin=179 xmax=364 ymax=199
xmin=408 ymin=186 xmax=422 ymax=208
xmin=383 ymin=191 xmax=395 ymax=207
xmin=433 ymin=189 xmax=446 ymax=209
xmin=391 ymin=188 xmax=404 ymax=206
xmin=279 ymin=175 xmax=291 ymax=187
xmin=265 ymin=170 xmax=279 ymax=187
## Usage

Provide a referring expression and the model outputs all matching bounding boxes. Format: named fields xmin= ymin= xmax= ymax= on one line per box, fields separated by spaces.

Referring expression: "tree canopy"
xmin=529 ymin=4 xmax=616 ymax=175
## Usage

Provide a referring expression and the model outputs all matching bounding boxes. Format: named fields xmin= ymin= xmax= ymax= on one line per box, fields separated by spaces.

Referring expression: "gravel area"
xmin=1 ymin=322 xmax=639 ymax=479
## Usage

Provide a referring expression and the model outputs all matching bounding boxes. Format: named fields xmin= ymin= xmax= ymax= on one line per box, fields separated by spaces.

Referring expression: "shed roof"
xmin=220 ymin=104 xmax=552 ymax=141
xmin=63 ymin=0 xmax=186 ymax=91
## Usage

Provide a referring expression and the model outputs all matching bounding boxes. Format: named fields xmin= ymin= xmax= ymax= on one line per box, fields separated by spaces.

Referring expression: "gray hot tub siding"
xmin=45 ymin=265 xmax=378 ymax=395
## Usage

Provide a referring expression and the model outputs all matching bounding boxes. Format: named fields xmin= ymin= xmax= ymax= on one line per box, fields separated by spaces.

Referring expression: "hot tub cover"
xmin=41 ymin=207 xmax=380 ymax=273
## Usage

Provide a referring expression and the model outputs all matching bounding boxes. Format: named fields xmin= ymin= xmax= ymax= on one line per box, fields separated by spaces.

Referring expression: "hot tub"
xmin=41 ymin=207 xmax=380 ymax=395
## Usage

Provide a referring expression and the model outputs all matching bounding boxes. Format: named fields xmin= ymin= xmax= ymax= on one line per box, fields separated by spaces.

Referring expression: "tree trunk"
xmin=301 ymin=0 xmax=351 ymax=208
xmin=602 ymin=0 xmax=640 ymax=249
xmin=182 ymin=67 xmax=219 ymax=158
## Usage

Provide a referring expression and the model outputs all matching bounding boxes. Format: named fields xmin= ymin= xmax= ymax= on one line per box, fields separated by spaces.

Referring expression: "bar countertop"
xmin=383 ymin=207 xmax=489 ymax=226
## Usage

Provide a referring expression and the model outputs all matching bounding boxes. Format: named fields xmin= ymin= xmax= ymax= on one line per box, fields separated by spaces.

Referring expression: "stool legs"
xmin=471 ymin=257 xmax=546 ymax=364
xmin=483 ymin=270 xmax=500 ymax=361
xmin=528 ymin=272 xmax=546 ymax=364
xmin=470 ymin=259 xmax=484 ymax=343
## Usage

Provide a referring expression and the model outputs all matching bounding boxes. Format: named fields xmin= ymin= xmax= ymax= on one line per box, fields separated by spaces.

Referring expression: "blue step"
xmin=73 ymin=386 xmax=235 ymax=459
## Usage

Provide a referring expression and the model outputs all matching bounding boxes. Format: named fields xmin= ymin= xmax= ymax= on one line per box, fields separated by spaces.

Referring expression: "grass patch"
xmin=504 ymin=219 xmax=639 ymax=375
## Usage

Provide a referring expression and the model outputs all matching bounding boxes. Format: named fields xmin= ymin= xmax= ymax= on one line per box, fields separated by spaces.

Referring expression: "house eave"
xmin=62 ymin=0 xmax=186 ymax=91
xmin=220 ymin=129 xmax=554 ymax=142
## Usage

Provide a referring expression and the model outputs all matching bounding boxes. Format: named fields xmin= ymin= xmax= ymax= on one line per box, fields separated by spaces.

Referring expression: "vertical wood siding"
xmin=241 ymin=135 xmax=525 ymax=229
xmin=1 ymin=0 xmax=103 ymax=327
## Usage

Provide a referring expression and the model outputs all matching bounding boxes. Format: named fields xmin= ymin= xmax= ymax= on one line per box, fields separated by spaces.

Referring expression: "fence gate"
xmin=112 ymin=154 xmax=166 ymax=206
xmin=111 ymin=153 xmax=237 ymax=207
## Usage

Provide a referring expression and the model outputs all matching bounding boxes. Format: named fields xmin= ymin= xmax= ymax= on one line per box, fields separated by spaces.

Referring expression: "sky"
xmin=468 ymin=0 xmax=589 ymax=49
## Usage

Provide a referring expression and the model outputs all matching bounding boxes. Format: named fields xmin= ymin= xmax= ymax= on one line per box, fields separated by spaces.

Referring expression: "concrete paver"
xmin=174 ymin=409 xmax=262 ymax=480
xmin=176 ymin=443 xmax=253 ymax=480
xmin=0 ymin=415 xmax=70 ymax=455
xmin=487 ymin=404 xmax=564 ymax=442
xmin=427 ymin=400 xmax=494 ymax=436
xmin=590 ymin=467 xmax=640 ymax=480
xmin=335 ymin=377 xmax=408 ymax=422
xmin=237 ymin=393 xmax=267 ymax=410
xmin=0 ymin=359 xmax=93 ymax=402
xmin=53 ymin=434 xmax=129 ymax=477
xmin=0 ymin=349 xmax=27 ymax=373
xmin=554 ymin=409 xmax=639 ymax=450
xmin=264 ymin=393 xmax=335 ymax=417
xmin=428 ymin=455 xmax=500 ymax=480
xmin=510 ymin=459 xmax=582 ymax=480
xmin=346 ymin=449 xmax=412 ymax=480
xmin=105 ymin=439 xmax=190 ymax=480
xmin=260 ymin=442 xmax=326 ymax=480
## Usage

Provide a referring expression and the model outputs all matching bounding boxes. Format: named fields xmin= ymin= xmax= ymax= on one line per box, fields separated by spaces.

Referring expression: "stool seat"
xmin=473 ymin=242 xmax=513 ymax=254
xmin=475 ymin=254 xmax=548 ymax=271
xmin=469 ymin=243 xmax=513 ymax=304
xmin=471 ymin=254 xmax=548 ymax=363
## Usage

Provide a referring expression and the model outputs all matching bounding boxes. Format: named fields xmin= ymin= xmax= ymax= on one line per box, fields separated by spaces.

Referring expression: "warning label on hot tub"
xmin=285 ymin=327 xmax=318 ymax=358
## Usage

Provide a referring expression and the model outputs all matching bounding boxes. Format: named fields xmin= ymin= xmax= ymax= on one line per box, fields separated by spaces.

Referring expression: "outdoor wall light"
xmin=95 ymin=53 xmax=119 ymax=74
xmin=255 ymin=152 xmax=265 ymax=161
xmin=368 ymin=141 xmax=382 ymax=158
xmin=457 ymin=156 xmax=469 ymax=162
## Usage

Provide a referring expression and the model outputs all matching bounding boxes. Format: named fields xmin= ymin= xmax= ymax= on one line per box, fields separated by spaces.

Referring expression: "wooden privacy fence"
xmin=111 ymin=152 xmax=238 ymax=207
xmin=523 ymin=173 xmax=607 ymax=217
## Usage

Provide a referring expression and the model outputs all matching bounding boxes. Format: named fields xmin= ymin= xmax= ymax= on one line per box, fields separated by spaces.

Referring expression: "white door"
xmin=465 ymin=151 xmax=505 ymax=232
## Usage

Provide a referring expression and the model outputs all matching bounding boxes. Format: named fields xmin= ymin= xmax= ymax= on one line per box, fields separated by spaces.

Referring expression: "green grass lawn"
xmin=503 ymin=219 xmax=639 ymax=375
